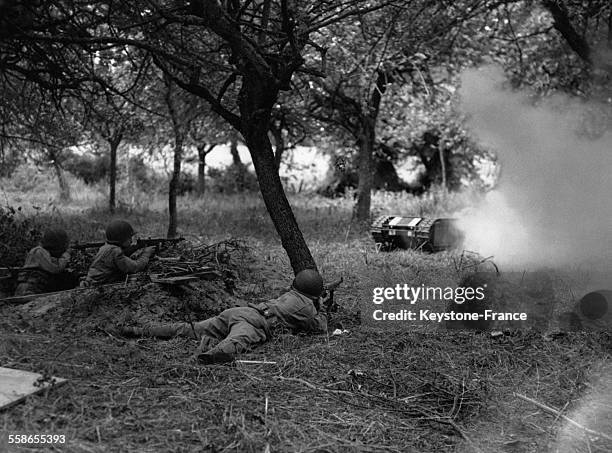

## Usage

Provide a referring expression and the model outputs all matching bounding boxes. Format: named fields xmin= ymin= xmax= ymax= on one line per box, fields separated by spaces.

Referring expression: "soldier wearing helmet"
xmin=83 ymin=219 xmax=155 ymax=285
xmin=117 ymin=268 xmax=330 ymax=364
xmin=15 ymin=227 xmax=79 ymax=295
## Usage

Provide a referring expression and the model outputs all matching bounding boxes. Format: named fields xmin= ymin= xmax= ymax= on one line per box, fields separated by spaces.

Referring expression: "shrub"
xmin=176 ymin=172 xmax=197 ymax=195
xmin=0 ymin=149 xmax=23 ymax=178
xmin=0 ymin=205 xmax=43 ymax=268
xmin=208 ymin=164 xmax=259 ymax=194
xmin=63 ymin=152 xmax=110 ymax=185
xmin=5 ymin=164 xmax=56 ymax=193
xmin=128 ymin=156 xmax=165 ymax=194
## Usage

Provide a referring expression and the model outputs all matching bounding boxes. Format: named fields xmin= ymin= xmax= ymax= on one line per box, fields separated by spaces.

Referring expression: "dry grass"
xmin=1 ymin=187 xmax=611 ymax=452
xmin=2 ymin=326 xmax=610 ymax=452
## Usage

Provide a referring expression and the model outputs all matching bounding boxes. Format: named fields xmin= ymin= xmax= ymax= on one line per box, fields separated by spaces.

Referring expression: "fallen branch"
xmin=514 ymin=393 xmax=612 ymax=442
xmin=236 ymin=360 xmax=277 ymax=365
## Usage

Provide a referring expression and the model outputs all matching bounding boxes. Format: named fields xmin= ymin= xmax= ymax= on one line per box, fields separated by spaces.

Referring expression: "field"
xmin=1 ymin=183 xmax=611 ymax=453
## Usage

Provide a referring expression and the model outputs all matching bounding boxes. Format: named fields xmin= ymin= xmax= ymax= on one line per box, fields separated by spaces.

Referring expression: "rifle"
xmin=71 ymin=242 xmax=105 ymax=250
xmin=72 ymin=237 xmax=185 ymax=255
xmin=322 ymin=277 xmax=343 ymax=313
xmin=125 ymin=237 xmax=185 ymax=255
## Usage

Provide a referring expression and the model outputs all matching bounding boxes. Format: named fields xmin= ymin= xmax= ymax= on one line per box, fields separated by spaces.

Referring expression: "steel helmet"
xmin=292 ymin=269 xmax=324 ymax=299
xmin=41 ymin=227 xmax=69 ymax=252
xmin=105 ymin=219 xmax=135 ymax=244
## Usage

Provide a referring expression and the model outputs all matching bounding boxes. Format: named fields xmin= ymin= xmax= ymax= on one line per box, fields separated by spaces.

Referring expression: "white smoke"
xmin=457 ymin=66 xmax=612 ymax=270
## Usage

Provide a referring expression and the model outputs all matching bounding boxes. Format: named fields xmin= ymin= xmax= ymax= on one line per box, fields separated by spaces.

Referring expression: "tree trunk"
xmin=353 ymin=71 xmax=388 ymax=222
xmin=271 ymin=126 xmax=284 ymax=169
xmin=52 ymin=158 xmax=71 ymax=201
xmin=197 ymin=145 xmax=207 ymax=195
xmin=608 ymin=9 xmax=612 ymax=46
xmin=197 ymin=143 xmax=216 ymax=195
xmin=354 ymin=120 xmax=375 ymax=222
xmin=229 ymin=132 xmax=245 ymax=191
xmin=164 ymin=77 xmax=186 ymax=239
xmin=239 ymin=79 xmax=316 ymax=274
xmin=439 ymin=147 xmax=447 ymax=190
xmin=541 ymin=0 xmax=592 ymax=64
xmin=230 ymin=133 xmax=242 ymax=165
xmin=108 ymin=135 xmax=121 ymax=213
xmin=167 ymin=133 xmax=182 ymax=238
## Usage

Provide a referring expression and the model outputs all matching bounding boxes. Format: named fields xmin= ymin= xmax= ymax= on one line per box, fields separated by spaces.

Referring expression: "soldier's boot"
xmin=196 ymin=342 xmax=237 ymax=365
xmin=196 ymin=350 xmax=234 ymax=365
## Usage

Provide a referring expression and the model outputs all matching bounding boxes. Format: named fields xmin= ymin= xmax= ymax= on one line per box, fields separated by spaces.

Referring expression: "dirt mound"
xmin=2 ymin=239 xmax=279 ymax=335
xmin=6 ymin=277 xmax=243 ymax=336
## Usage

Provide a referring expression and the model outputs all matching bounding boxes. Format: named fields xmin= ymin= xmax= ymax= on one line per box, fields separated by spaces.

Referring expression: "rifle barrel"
xmin=324 ymin=277 xmax=344 ymax=291
xmin=72 ymin=242 xmax=105 ymax=249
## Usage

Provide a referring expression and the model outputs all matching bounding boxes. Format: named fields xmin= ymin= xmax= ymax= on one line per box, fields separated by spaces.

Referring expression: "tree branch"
xmin=151 ymin=55 xmax=241 ymax=130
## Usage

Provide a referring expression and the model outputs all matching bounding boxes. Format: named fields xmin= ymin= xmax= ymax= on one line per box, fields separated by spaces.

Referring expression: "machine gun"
xmin=72 ymin=237 xmax=185 ymax=255
xmin=322 ymin=277 xmax=343 ymax=313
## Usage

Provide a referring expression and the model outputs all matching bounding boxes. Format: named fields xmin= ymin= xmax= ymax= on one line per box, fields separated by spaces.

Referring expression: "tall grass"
xmin=0 ymin=164 xmax=106 ymax=213
xmin=2 ymin=173 xmax=480 ymax=241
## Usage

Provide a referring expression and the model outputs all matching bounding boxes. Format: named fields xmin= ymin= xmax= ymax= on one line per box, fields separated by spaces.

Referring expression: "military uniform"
xmin=84 ymin=243 xmax=153 ymax=285
xmin=15 ymin=246 xmax=73 ymax=296
xmin=135 ymin=289 xmax=328 ymax=362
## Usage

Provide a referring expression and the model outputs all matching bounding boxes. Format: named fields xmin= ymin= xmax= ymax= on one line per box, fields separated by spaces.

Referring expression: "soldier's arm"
xmin=305 ymin=311 xmax=328 ymax=333
xmin=58 ymin=251 xmax=70 ymax=269
xmin=30 ymin=248 xmax=69 ymax=274
xmin=114 ymin=248 xmax=153 ymax=273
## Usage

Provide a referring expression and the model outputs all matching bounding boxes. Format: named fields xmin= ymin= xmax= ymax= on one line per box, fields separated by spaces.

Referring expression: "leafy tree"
xmin=306 ymin=1 xmax=506 ymax=220
xmin=0 ymin=79 xmax=86 ymax=200
xmin=1 ymin=0 xmax=399 ymax=273
xmin=161 ymin=75 xmax=199 ymax=238
xmin=136 ymin=68 xmax=201 ymax=237
xmin=85 ymin=91 xmax=147 ymax=212
xmin=187 ymin=110 xmax=229 ymax=195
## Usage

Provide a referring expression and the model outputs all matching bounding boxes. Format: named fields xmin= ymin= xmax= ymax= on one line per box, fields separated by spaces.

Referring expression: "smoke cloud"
xmin=457 ymin=66 xmax=612 ymax=272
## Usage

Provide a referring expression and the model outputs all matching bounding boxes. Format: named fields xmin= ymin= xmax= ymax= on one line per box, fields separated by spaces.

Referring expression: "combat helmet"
xmin=292 ymin=269 xmax=324 ymax=299
xmin=105 ymin=219 xmax=135 ymax=245
xmin=41 ymin=227 xmax=69 ymax=256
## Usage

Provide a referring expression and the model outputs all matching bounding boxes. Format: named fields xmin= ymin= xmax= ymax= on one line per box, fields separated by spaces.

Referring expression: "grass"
xmin=1 ymin=183 xmax=611 ymax=452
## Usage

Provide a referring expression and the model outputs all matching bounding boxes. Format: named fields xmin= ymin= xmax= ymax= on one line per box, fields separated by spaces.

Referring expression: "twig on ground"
xmin=236 ymin=360 xmax=277 ymax=365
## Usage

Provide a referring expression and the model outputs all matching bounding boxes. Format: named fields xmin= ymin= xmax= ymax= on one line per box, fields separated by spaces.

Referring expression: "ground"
xmin=1 ymin=191 xmax=611 ymax=452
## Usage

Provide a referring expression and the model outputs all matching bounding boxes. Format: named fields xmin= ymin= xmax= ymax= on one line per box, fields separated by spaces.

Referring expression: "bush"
xmin=208 ymin=164 xmax=259 ymax=194
xmin=128 ymin=156 xmax=165 ymax=194
xmin=177 ymin=172 xmax=197 ymax=195
xmin=0 ymin=205 xmax=43 ymax=268
xmin=0 ymin=149 xmax=23 ymax=178
xmin=64 ymin=152 xmax=109 ymax=185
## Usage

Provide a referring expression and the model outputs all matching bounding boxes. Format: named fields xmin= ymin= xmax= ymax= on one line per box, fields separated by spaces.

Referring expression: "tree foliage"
xmin=2 ymin=0 xmax=610 ymax=270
